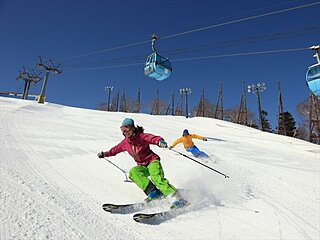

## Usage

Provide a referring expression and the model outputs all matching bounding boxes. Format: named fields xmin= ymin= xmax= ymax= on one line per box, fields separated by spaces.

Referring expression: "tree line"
xmin=97 ymin=90 xmax=320 ymax=144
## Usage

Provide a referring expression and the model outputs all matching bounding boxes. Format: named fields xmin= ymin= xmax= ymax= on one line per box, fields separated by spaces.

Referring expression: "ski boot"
xmin=145 ymin=189 xmax=163 ymax=203
xmin=144 ymin=182 xmax=163 ymax=203
xmin=169 ymin=191 xmax=187 ymax=209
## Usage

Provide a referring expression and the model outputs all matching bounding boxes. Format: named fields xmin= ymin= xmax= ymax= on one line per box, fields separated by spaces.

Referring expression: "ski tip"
xmin=133 ymin=213 xmax=157 ymax=224
xmin=102 ymin=206 xmax=112 ymax=213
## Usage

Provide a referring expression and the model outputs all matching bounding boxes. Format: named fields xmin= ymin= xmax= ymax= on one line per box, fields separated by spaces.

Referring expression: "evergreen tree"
xmin=261 ymin=110 xmax=273 ymax=132
xmin=278 ymin=111 xmax=297 ymax=137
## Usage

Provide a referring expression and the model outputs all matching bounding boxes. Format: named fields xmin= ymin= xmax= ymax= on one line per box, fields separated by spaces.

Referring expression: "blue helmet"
xmin=183 ymin=129 xmax=189 ymax=135
xmin=121 ymin=118 xmax=134 ymax=127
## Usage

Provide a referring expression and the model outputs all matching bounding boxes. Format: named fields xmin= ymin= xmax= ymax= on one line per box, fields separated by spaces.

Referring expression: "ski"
xmin=133 ymin=210 xmax=170 ymax=223
xmin=133 ymin=200 xmax=189 ymax=224
xmin=102 ymin=202 xmax=147 ymax=214
xmin=102 ymin=198 xmax=166 ymax=214
xmin=133 ymin=206 xmax=187 ymax=224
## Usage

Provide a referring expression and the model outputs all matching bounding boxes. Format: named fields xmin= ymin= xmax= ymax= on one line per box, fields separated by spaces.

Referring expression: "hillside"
xmin=0 ymin=97 xmax=319 ymax=240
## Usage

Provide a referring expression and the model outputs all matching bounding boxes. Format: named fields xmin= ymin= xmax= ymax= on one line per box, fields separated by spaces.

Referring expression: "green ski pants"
xmin=129 ymin=159 xmax=176 ymax=196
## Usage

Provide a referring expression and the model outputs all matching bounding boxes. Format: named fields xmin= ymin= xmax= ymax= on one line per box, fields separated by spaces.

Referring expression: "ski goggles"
xmin=120 ymin=125 xmax=133 ymax=133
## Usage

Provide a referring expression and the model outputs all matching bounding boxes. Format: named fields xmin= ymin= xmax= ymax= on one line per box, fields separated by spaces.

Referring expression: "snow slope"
xmin=0 ymin=97 xmax=319 ymax=240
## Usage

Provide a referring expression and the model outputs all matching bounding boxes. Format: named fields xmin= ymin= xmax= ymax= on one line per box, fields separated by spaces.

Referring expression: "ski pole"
xmin=103 ymin=157 xmax=132 ymax=182
xmin=169 ymin=148 xmax=229 ymax=178
xmin=205 ymin=137 xmax=225 ymax=142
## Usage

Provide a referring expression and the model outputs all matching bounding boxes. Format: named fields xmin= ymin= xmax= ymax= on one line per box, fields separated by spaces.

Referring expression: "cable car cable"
xmin=161 ymin=2 xmax=320 ymax=40
xmin=61 ymin=26 xmax=318 ymax=71
xmin=63 ymin=47 xmax=309 ymax=72
xmin=58 ymin=1 xmax=320 ymax=62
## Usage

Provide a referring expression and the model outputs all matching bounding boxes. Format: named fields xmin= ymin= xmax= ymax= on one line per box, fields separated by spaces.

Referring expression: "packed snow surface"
xmin=0 ymin=97 xmax=319 ymax=239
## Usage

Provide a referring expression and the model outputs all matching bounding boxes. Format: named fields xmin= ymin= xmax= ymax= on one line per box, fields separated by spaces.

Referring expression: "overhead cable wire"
xmin=62 ymin=25 xmax=318 ymax=70
xmin=62 ymin=53 xmax=147 ymax=68
xmin=60 ymin=40 xmax=150 ymax=61
xmin=63 ymin=47 xmax=309 ymax=72
xmin=59 ymin=1 xmax=320 ymax=62
xmin=162 ymin=25 xmax=319 ymax=56
xmin=161 ymin=1 xmax=320 ymax=40
xmin=171 ymin=47 xmax=309 ymax=62
xmin=180 ymin=0 xmax=301 ymax=31
xmin=63 ymin=62 xmax=143 ymax=72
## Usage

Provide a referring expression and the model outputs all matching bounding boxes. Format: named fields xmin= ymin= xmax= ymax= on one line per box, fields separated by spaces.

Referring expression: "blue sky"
xmin=1 ymin=0 xmax=319 ymax=128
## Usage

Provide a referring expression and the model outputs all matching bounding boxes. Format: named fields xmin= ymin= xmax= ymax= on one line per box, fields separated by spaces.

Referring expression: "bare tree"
xmin=192 ymin=99 xmax=215 ymax=118
xmin=97 ymin=93 xmax=138 ymax=113
xmin=224 ymin=106 xmax=258 ymax=127
xmin=296 ymin=96 xmax=320 ymax=142
xmin=146 ymin=98 xmax=167 ymax=115
xmin=296 ymin=98 xmax=310 ymax=119
xmin=96 ymin=102 xmax=108 ymax=111
xmin=224 ymin=106 xmax=238 ymax=123
xmin=123 ymin=96 xmax=139 ymax=113
xmin=295 ymin=122 xmax=308 ymax=140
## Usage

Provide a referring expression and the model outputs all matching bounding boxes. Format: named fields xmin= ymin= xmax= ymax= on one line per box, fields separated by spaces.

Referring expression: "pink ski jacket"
xmin=103 ymin=131 xmax=163 ymax=166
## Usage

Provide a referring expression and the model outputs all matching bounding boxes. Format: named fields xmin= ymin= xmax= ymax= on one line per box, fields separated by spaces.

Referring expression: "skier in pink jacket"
xmin=97 ymin=118 xmax=185 ymax=208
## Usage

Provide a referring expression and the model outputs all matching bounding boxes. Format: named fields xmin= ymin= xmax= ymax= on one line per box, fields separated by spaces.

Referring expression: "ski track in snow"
xmin=0 ymin=103 xmax=201 ymax=240
xmin=256 ymin=175 xmax=319 ymax=240
xmin=232 ymin=154 xmax=319 ymax=240
xmin=0 ymin=105 xmax=143 ymax=240
xmin=1 ymin=98 xmax=319 ymax=240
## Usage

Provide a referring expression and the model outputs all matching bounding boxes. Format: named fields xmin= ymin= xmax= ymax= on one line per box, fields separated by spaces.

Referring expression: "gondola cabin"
xmin=306 ymin=63 xmax=320 ymax=99
xmin=144 ymin=52 xmax=172 ymax=81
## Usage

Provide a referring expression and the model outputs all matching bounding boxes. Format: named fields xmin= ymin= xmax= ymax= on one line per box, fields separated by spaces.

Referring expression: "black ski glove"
xmin=157 ymin=140 xmax=168 ymax=148
xmin=97 ymin=151 xmax=105 ymax=158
